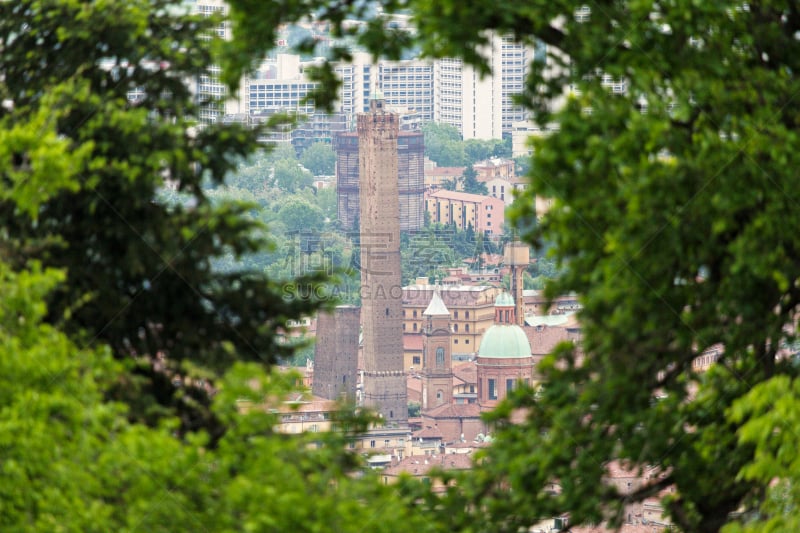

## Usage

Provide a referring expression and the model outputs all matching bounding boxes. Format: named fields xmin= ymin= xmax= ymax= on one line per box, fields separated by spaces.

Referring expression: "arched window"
xmin=436 ymin=347 xmax=444 ymax=366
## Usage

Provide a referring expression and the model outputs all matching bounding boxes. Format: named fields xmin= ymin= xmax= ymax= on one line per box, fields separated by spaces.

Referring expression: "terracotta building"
xmin=424 ymin=189 xmax=505 ymax=235
xmin=421 ymin=291 xmax=453 ymax=410
xmin=476 ymin=293 xmax=535 ymax=410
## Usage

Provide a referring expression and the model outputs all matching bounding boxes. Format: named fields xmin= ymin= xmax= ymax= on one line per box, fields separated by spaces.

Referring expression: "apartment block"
xmin=425 ymin=190 xmax=505 ymax=235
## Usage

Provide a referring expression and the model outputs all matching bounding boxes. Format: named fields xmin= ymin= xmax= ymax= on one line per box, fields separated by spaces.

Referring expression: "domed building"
xmin=477 ymin=292 xmax=534 ymax=409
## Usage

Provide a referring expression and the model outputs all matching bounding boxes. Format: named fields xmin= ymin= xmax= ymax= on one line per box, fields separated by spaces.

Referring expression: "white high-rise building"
xmin=192 ymin=0 xmax=246 ymax=124
xmin=434 ymin=34 xmax=533 ymax=140
xmin=378 ymin=60 xmax=434 ymax=122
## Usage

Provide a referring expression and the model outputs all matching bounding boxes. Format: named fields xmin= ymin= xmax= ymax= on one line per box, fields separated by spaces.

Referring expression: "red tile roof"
xmin=382 ymin=453 xmax=473 ymax=477
xmin=422 ymin=403 xmax=481 ymax=419
xmin=428 ymin=189 xmax=499 ymax=203
xmin=452 ymin=361 xmax=477 ymax=385
xmin=523 ymin=325 xmax=572 ymax=356
xmin=412 ymin=425 xmax=444 ymax=439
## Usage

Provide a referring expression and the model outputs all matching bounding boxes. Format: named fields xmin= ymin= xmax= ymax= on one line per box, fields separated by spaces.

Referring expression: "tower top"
xmin=369 ymin=88 xmax=388 ymax=112
xmin=423 ymin=290 xmax=450 ymax=316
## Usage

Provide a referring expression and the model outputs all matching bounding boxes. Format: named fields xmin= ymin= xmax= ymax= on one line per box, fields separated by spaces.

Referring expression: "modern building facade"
xmin=433 ymin=34 xmax=533 ymax=139
xmin=234 ymin=35 xmax=533 ymax=141
xmin=358 ymin=95 xmax=407 ymax=426
xmin=192 ymin=0 xmax=247 ymax=124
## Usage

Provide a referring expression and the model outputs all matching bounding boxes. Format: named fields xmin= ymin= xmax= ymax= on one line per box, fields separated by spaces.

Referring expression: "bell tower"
xmin=421 ymin=291 xmax=453 ymax=410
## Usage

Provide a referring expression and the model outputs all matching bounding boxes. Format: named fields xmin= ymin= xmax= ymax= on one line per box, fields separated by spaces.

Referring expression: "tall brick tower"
xmin=421 ymin=291 xmax=453 ymax=410
xmin=312 ymin=305 xmax=360 ymax=401
xmin=358 ymin=93 xmax=407 ymax=426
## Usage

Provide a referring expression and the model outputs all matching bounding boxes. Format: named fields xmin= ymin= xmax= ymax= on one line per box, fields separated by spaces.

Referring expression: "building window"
xmin=370 ymin=440 xmax=376 ymax=448
xmin=436 ymin=347 xmax=444 ymax=366
xmin=403 ymin=323 xmax=406 ymax=331
xmin=469 ymin=385 xmax=475 ymax=393
xmin=454 ymin=339 xmax=459 ymax=344
xmin=465 ymin=339 xmax=469 ymax=344
xmin=454 ymin=311 xmax=459 ymax=319
xmin=385 ymin=439 xmax=390 ymax=447
xmin=413 ymin=310 xmax=417 ymax=318
xmin=507 ymin=379 xmax=515 ymax=394
xmin=453 ymin=324 xmax=458 ymax=332
xmin=413 ymin=356 xmax=421 ymax=365
xmin=465 ymin=324 xmax=470 ymax=332
xmin=465 ymin=311 xmax=469 ymax=318
xmin=488 ymin=379 xmax=497 ymax=400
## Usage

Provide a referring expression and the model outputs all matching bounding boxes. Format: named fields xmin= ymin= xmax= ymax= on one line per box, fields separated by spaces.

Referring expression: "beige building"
xmin=237 ymin=393 xmax=338 ymax=435
xmin=424 ymin=166 xmax=466 ymax=189
xmin=473 ymin=158 xmax=515 ymax=182
xmin=486 ymin=176 xmax=527 ymax=205
xmin=402 ymin=283 xmax=502 ymax=358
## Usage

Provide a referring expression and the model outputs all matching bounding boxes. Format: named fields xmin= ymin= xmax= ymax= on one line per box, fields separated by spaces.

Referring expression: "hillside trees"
xmin=227 ymin=0 xmax=800 ymax=531
xmin=300 ymin=141 xmax=337 ymax=176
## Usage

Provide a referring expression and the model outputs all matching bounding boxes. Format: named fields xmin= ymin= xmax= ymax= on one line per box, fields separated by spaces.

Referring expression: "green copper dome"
xmin=494 ymin=292 xmax=515 ymax=307
xmin=478 ymin=324 xmax=532 ymax=359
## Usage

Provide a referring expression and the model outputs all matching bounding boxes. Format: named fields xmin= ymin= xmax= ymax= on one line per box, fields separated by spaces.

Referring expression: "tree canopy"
xmin=6 ymin=0 xmax=800 ymax=531
xmin=0 ymin=0 xmax=327 ymax=439
xmin=226 ymin=0 xmax=800 ymax=531
xmin=300 ymin=141 xmax=337 ymax=176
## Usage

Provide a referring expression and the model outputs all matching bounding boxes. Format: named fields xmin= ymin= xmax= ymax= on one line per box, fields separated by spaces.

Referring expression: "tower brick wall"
xmin=312 ymin=305 xmax=360 ymax=401
xmin=358 ymin=98 xmax=408 ymax=426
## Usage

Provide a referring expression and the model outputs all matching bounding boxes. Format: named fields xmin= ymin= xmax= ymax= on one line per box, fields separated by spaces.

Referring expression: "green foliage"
xmin=0 ymin=0 xmax=329 ymax=439
xmin=0 ymin=266 xmax=442 ymax=531
xmin=223 ymin=0 xmax=800 ymax=531
xmin=422 ymin=122 xmax=467 ymax=166
xmin=277 ymin=197 xmax=325 ymax=233
xmin=300 ymin=141 xmax=336 ymax=176
xmin=273 ymin=158 xmax=314 ymax=193
xmin=423 ymin=122 xmax=511 ymax=168
xmin=462 ymin=167 xmax=488 ymax=195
